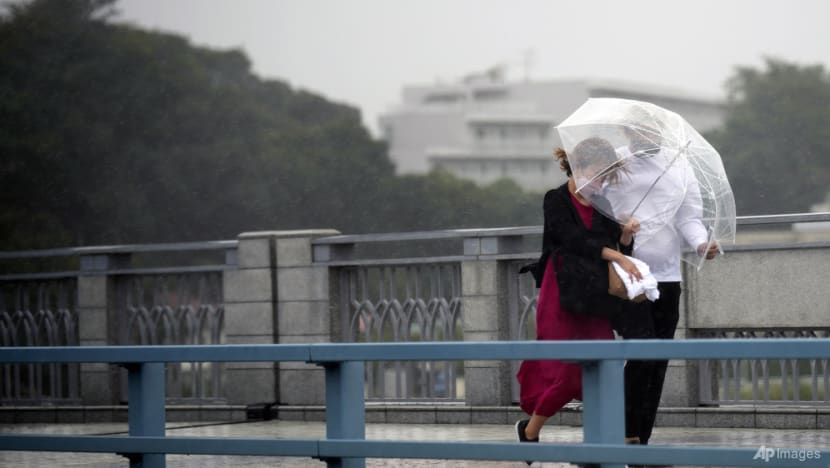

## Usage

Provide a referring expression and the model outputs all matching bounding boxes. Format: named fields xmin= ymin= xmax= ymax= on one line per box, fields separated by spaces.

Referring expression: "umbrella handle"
xmin=707 ymin=225 xmax=724 ymax=256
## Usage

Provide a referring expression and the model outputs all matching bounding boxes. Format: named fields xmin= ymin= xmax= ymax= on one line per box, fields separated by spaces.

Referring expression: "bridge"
xmin=2 ymin=339 xmax=829 ymax=467
xmin=2 ymin=213 xmax=830 ymax=466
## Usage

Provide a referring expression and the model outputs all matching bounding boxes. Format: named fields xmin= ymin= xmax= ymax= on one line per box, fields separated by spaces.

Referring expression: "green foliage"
xmin=708 ymin=58 xmax=830 ymax=215
xmin=0 ymin=0 xmax=539 ymax=250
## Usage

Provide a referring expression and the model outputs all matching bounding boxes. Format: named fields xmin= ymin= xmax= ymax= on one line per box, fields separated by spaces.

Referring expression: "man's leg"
xmin=611 ymin=301 xmax=656 ymax=441
xmin=638 ymin=282 xmax=681 ymax=445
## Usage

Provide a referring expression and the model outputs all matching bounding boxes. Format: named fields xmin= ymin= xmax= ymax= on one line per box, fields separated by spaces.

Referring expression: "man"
xmin=602 ymin=125 xmax=719 ymax=455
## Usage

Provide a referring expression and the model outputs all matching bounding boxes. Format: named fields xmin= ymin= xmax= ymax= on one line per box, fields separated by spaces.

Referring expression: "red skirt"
xmin=516 ymin=257 xmax=613 ymax=417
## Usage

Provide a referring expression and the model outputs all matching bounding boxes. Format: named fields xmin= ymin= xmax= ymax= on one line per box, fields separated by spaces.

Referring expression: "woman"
xmin=515 ymin=137 xmax=641 ymax=453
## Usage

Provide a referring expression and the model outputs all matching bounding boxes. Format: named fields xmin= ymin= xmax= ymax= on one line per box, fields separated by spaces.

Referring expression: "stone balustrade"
xmin=2 ymin=214 xmax=829 ymax=426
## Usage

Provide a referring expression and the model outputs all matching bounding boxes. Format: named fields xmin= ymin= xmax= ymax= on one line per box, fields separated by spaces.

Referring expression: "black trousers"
xmin=611 ymin=282 xmax=681 ymax=444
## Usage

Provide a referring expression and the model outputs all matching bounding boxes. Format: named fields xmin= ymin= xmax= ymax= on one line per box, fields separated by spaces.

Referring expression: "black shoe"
xmin=515 ymin=419 xmax=538 ymax=465
xmin=515 ymin=419 xmax=539 ymax=443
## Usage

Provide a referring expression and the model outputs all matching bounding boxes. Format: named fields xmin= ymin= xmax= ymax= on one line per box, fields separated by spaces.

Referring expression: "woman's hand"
xmin=601 ymin=247 xmax=642 ymax=282
xmin=616 ymin=256 xmax=643 ymax=282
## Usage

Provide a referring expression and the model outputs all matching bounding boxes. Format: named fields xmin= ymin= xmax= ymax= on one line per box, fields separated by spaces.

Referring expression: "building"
xmin=378 ymin=76 xmax=725 ymax=192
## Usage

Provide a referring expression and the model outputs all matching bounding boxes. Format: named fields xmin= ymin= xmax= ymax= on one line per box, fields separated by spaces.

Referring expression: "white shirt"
xmin=602 ymin=147 xmax=709 ymax=282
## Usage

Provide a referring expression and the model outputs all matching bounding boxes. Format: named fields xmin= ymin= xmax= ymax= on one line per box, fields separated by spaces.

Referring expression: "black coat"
xmin=522 ymin=183 xmax=633 ymax=316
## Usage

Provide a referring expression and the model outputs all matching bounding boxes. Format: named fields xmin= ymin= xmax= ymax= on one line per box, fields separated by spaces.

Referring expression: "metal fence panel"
xmin=0 ymin=279 xmax=79 ymax=403
xmin=697 ymin=329 xmax=830 ymax=405
xmin=115 ymin=273 xmax=225 ymax=403
xmin=338 ymin=263 xmax=463 ymax=401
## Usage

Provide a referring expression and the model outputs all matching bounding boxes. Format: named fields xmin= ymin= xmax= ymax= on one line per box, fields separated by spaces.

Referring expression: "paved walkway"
xmin=1 ymin=420 xmax=829 ymax=467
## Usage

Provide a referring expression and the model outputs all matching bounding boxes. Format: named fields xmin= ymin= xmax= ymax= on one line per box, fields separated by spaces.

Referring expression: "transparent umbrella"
xmin=555 ymin=97 xmax=736 ymax=269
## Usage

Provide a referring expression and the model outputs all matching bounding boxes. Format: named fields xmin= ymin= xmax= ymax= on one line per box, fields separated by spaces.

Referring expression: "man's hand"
xmin=622 ymin=218 xmax=641 ymax=237
xmin=620 ymin=218 xmax=640 ymax=247
xmin=697 ymin=241 xmax=720 ymax=260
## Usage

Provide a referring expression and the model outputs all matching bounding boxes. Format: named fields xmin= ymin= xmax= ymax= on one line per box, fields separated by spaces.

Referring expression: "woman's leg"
xmin=522 ymin=363 xmax=583 ymax=439
xmin=523 ymin=413 xmax=548 ymax=440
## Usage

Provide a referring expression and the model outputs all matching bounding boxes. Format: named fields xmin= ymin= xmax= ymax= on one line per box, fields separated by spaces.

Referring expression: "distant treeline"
xmin=0 ymin=0 xmax=539 ymax=249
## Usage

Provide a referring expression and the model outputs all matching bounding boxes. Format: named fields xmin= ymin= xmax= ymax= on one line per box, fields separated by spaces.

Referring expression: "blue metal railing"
xmin=1 ymin=339 xmax=829 ymax=468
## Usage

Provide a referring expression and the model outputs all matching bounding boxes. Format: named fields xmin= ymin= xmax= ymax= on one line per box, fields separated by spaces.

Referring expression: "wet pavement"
xmin=1 ymin=420 xmax=829 ymax=467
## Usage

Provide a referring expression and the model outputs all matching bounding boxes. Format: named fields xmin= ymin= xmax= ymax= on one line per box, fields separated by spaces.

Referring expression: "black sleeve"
xmin=601 ymin=215 xmax=633 ymax=256
xmin=544 ymin=189 xmax=613 ymax=260
xmin=619 ymin=231 xmax=634 ymax=255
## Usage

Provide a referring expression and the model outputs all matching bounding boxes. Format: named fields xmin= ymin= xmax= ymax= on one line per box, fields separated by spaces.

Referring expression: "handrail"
xmin=0 ymin=240 xmax=238 ymax=281
xmin=4 ymin=339 xmax=825 ymax=362
xmin=0 ymin=212 xmax=827 ymax=259
xmin=735 ymin=212 xmax=830 ymax=225
xmin=0 ymin=240 xmax=238 ymax=260
xmin=310 ymin=212 xmax=830 ymax=246
xmin=0 ymin=264 xmax=234 ymax=282
xmin=1 ymin=339 xmax=828 ymax=468
xmin=312 ymin=226 xmax=541 ymax=245
xmin=0 ymin=435 xmax=808 ymax=467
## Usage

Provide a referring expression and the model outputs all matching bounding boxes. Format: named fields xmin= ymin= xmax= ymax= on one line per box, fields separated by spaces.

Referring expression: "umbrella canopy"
xmin=555 ymin=98 xmax=736 ymax=269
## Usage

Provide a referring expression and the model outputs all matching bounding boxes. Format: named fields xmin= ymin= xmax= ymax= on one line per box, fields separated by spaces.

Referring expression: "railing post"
xmin=323 ymin=361 xmax=365 ymax=468
xmin=461 ymin=234 xmax=516 ymax=406
xmin=227 ymin=230 xmax=339 ymax=408
xmin=78 ymin=253 xmax=130 ymax=404
xmin=273 ymin=230 xmax=340 ymax=407
xmin=124 ymin=362 xmax=166 ymax=468
xmin=222 ymin=233 xmax=279 ymax=406
xmin=581 ymin=359 xmax=625 ymax=468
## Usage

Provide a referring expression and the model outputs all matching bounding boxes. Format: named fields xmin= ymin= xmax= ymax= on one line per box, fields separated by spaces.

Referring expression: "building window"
xmin=472 ymin=89 xmax=508 ymax=101
xmin=424 ymin=93 xmax=464 ymax=104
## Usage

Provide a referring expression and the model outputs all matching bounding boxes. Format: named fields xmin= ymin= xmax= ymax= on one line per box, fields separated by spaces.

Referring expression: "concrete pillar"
xmin=662 ymin=260 xmax=703 ymax=407
xmin=460 ymin=235 xmax=515 ymax=406
xmin=661 ymin=314 xmax=698 ymax=407
xmin=222 ymin=232 xmax=279 ymax=405
xmin=222 ymin=230 xmax=339 ymax=406
xmin=273 ymin=230 xmax=339 ymax=406
xmin=77 ymin=253 xmax=129 ymax=405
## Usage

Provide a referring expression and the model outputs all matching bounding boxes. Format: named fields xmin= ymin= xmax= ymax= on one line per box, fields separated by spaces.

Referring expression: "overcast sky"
xmin=115 ymin=0 xmax=830 ymax=136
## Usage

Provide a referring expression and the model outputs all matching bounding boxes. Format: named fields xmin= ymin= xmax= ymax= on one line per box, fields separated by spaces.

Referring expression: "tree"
xmin=0 ymin=0 xmax=539 ymax=250
xmin=708 ymin=58 xmax=830 ymax=215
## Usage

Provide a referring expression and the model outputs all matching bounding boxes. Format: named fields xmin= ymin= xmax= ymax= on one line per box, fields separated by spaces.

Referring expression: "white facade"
xmin=379 ymin=77 xmax=725 ymax=192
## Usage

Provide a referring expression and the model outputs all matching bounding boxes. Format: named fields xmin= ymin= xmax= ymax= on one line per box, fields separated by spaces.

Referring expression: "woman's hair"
xmin=554 ymin=147 xmax=571 ymax=176
xmin=554 ymin=137 xmax=622 ymax=183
